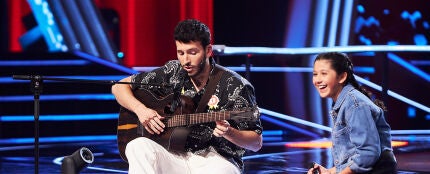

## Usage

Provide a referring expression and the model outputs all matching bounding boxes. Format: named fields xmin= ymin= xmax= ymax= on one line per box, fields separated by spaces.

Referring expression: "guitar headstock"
xmin=229 ymin=106 xmax=260 ymax=123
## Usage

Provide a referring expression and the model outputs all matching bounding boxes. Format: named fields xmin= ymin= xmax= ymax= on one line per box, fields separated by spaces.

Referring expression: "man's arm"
xmin=112 ymin=76 xmax=144 ymax=113
xmin=214 ymin=120 xmax=262 ymax=152
xmin=224 ymin=128 xmax=262 ymax=152
xmin=112 ymin=76 xmax=165 ymax=134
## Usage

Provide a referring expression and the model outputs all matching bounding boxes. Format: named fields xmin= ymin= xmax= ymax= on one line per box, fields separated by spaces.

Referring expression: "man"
xmin=112 ymin=19 xmax=263 ymax=174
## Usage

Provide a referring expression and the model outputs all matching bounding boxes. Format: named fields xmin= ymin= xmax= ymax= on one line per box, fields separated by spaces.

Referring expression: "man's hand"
xmin=213 ymin=120 xmax=230 ymax=137
xmin=134 ymin=105 xmax=165 ymax=134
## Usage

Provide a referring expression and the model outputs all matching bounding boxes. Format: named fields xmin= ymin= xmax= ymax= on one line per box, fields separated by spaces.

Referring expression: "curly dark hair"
xmin=174 ymin=19 xmax=211 ymax=48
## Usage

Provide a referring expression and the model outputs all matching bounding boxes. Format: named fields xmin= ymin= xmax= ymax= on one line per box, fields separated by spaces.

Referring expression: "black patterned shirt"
xmin=130 ymin=58 xmax=263 ymax=171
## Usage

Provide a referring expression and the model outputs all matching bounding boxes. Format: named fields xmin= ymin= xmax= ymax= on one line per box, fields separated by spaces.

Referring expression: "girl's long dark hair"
xmin=314 ymin=52 xmax=387 ymax=111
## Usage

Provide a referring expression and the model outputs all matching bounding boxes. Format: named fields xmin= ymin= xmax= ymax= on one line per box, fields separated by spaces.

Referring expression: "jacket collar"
xmin=332 ymin=84 xmax=354 ymax=111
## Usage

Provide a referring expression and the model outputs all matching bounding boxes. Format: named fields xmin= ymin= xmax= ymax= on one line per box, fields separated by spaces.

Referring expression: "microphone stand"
xmin=12 ymin=75 xmax=164 ymax=174
xmin=31 ymin=76 xmax=41 ymax=174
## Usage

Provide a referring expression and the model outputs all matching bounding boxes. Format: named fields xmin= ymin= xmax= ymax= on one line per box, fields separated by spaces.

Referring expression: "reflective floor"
xmin=1 ymin=135 xmax=429 ymax=174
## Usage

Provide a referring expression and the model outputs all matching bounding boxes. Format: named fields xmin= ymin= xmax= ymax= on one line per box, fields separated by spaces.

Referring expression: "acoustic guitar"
xmin=116 ymin=88 xmax=259 ymax=162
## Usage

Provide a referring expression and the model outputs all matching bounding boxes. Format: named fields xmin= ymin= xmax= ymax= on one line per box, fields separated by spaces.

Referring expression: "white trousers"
xmin=125 ymin=137 xmax=241 ymax=174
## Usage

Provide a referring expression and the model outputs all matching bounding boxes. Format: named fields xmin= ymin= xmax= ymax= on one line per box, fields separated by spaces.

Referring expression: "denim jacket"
xmin=330 ymin=84 xmax=393 ymax=173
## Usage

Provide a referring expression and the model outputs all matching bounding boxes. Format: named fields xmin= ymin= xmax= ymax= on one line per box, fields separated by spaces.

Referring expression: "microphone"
xmin=12 ymin=74 xmax=171 ymax=87
xmin=12 ymin=75 xmax=42 ymax=80
xmin=309 ymin=162 xmax=319 ymax=174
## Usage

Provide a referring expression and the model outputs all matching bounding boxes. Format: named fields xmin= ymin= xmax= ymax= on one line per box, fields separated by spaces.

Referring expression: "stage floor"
xmin=1 ymin=135 xmax=429 ymax=174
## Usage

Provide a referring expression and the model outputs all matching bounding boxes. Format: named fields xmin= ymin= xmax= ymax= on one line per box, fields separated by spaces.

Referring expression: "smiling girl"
xmin=308 ymin=52 xmax=397 ymax=174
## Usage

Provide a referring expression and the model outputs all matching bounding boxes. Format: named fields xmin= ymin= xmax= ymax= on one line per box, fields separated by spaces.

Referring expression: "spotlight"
xmin=61 ymin=147 xmax=94 ymax=174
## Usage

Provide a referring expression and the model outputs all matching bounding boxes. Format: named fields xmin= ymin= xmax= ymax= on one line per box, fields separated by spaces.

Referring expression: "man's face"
xmin=176 ymin=40 xmax=212 ymax=77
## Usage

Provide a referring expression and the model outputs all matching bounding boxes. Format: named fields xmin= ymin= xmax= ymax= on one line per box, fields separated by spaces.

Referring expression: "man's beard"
xmin=187 ymin=52 xmax=208 ymax=78
xmin=194 ymin=56 xmax=207 ymax=76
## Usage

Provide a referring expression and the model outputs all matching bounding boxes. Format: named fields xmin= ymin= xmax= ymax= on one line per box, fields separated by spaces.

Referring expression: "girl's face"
xmin=312 ymin=59 xmax=347 ymax=102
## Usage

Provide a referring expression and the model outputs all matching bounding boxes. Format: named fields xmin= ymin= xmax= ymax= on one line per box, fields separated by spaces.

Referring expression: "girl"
xmin=308 ymin=52 xmax=396 ymax=174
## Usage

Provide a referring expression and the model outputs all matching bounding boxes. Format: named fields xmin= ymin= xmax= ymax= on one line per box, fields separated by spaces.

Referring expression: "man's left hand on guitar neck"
xmin=214 ymin=120 xmax=231 ymax=137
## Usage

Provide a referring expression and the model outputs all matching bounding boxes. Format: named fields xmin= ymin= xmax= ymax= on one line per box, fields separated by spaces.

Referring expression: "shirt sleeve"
xmin=218 ymin=75 xmax=263 ymax=135
xmin=131 ymin=60 xmax=182 ymax=91
xmin=130 ymin=68 xmax=165 ymax=90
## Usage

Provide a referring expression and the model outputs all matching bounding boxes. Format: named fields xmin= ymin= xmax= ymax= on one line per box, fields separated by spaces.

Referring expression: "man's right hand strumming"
xmin=134 ymin=104 xmax=165 ymax=134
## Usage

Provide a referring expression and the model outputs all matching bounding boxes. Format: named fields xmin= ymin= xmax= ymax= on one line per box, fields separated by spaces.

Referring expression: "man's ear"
xmin=206 ymin=45 xmax=213 ymax=58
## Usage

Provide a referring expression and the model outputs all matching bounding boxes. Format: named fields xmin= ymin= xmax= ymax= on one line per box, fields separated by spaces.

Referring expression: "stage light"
xmin=61 ymin=147 xmax=94 ymax=174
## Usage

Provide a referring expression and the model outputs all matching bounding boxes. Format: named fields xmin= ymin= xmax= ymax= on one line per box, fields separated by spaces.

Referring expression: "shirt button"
xmin=335 ymin=160 xmax=339 ymax=164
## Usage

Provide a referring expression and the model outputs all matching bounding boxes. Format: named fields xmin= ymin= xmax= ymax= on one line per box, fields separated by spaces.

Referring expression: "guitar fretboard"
xmin=166 ymin=111 xmax=235 ymax=127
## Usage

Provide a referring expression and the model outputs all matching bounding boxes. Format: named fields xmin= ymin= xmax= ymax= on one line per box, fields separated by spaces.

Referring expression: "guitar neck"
xmin=166 ymin=111 xmax=232 ymax=127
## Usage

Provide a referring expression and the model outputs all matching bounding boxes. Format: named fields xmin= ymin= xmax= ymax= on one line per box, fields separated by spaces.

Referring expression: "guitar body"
xmin=117 ymin=88 xmax=194 ymax=162
xmin=116 ymin=88 xmax=259 ymax=162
